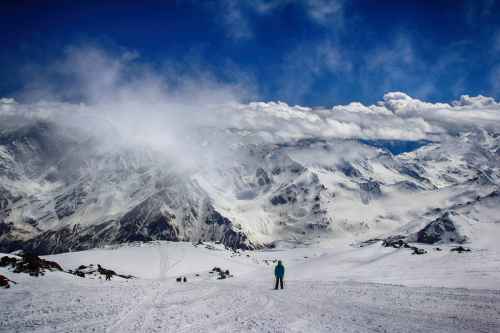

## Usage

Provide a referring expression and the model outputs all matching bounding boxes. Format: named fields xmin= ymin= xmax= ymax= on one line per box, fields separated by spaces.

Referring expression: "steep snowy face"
xmin=0 ymin=116 xmax=252 ymax=254
xmin=192 ymin=129 xmax=500 ymax=247
xmin=398 ymin=130 xmax=500 ymax=187
xmin=1 ymin=97 xmax=500 ymax=254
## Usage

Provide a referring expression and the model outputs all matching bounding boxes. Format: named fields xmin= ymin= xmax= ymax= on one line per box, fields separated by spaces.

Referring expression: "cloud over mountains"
xmin=2 ymin=90 xmax=500 ymax=147
xmin=1 ymin=45 xmax=499 ymax=160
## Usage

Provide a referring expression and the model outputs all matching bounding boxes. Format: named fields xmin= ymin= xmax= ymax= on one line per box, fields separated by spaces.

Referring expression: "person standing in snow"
xmin=274 ymin=260 xmax=285 ymax=290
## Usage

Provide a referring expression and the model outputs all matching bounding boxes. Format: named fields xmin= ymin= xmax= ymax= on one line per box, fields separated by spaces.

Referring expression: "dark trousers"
xmin=275 ymin=277 xmax=284 ymax=289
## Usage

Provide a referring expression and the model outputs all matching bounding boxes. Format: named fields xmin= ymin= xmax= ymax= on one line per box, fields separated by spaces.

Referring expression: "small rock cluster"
xmin=210 ymin=267 xmax=232 ymax=280
xmin=381 ymin=236 xmax=473 ymax=255
xmin=68 ymin=264 xmax=134 ymax=280
xmin=176 ymin=276 xmax=187 ymax=283
xmin=0 ymin=254 xmax=62 ymax=276
xmin=450 ymin=246 xmax=471 ymax=253
xmin=382 ymin=236 xmax=427 ymax=255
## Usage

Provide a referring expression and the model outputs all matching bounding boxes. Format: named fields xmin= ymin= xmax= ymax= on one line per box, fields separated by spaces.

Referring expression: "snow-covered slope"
xmin=1 ymin=241 xmax=499 ymax=332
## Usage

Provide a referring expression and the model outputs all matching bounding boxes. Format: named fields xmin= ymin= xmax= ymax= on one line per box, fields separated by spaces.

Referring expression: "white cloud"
xmin=452 ymin=94 xmax=498 ymax=107
xmin=217 ymin=0 xmax=345 ymax=40
xmin=220 ymin=0 xmax=254 ymax=40
xmin=304 ymin=0 xmax=344 ymax=25
xmin=4 ymin=88 xmax=500 ymax=163
xmin=3 ymin=46 xmax=500 ymax=175
xmin=204 ymin=91 xmax=500 ymax=143
xmin=0 ymin=98 xmax=16 ymax=112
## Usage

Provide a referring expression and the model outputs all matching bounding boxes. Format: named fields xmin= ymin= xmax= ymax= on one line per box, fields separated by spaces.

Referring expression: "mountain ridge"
xmin=0 ymin=104 xmax=499 ymax=254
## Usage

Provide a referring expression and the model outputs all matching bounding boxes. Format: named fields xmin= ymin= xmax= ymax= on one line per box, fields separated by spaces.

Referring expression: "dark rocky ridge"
xmin=416 ymin=212 xmax=467 ymax=244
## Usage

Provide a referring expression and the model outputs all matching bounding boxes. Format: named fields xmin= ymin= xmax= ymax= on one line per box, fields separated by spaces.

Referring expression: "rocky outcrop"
xmin=359 ymin=180 xmax=382 ymax=204
xmin=450 ymin=246 xmax=471 ymax=253
xmin=393 ymin=180 xmax=424 ymax=192
xmin=255 ymin=168 xmax=271 ymax=186
xmin=68 ymin=264 xmax=134 ymax=280
xmin=0 ymin=253 xmax=62 ymax=276
xmin=415 ymin=212 xmax=467 ymax=244
xmin=381 ymin=235 xmax=427 ymax=255
xmin=12 ymin=203 xmax=253 ymax=255
xmin=0 ymin=274 xmax=16 ymax=288
xmin=210 ymin=266 xmax=233 ymax=280
xmin=337 ymin=162 xmax=361 ymax=178
xmin=19 ymin=222 xmax=116 ymax=255
xmin=270 ymin=185 xmax=298 ymax=206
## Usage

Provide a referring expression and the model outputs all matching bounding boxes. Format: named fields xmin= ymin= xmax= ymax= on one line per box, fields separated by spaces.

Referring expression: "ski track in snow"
xmin=1 ymin=276 xmax=500 ymax=333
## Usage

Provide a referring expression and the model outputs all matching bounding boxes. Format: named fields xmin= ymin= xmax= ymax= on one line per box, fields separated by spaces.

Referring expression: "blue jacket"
xmin=274 ymin=263 xmax=285 ymax=278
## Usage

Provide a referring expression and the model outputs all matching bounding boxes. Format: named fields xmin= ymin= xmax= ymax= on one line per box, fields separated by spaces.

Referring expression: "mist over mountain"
xmin=1 ymin=49 xmax=499 ymax=254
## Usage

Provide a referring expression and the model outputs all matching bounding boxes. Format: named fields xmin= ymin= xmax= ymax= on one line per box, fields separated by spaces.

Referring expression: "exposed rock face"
xmin=0 ymin=274 xmax=12 ymax=288
xmin=255 ymin=168 xmax=271 ymax=186
xmin=382 ymin=235 xmax=406 ymax=248
xmin=416 ymin=212 xmax=467 ymax=244
xmin=210 ymin=266 xmax=233 ymax=280
xmin=0 ymin=186 xmax=18 ymax=210
xmin=116 ymin=194 xmax=178 ymax=243
xmin=0 ymin=222 xmax=24 ymax=253
xmin=270 ymin=185 xmax=298 ymax=206
xmin=381 ymin=236 xmax=427 ymax=255
xmin=20 ymin=223 xmax=115 ymax=255
xmin=337 ymin=162 xmax=361 ymax=178
xmin=67 ymin=263 xmax=134 ymax=279
xmin=359 ymin=180 xmax=382 ymax=204
xmin=0 ymin=254 xmax=62 ymax=276
xmin=393 ymin=180 xmax=424 ymax=192
xmin=10 ymin=199 xmax=253 ymax=255
xmin=450 ymin=246 xmax=471 ymax=253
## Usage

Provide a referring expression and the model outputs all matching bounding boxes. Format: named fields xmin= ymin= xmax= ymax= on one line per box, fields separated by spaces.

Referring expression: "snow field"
xmin=1 ymin=241 xmax=500 ymax=332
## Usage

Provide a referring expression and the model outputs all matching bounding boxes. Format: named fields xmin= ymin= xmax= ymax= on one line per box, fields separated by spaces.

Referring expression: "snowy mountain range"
xmin=0 ymin=93 xmax=499 ymax=254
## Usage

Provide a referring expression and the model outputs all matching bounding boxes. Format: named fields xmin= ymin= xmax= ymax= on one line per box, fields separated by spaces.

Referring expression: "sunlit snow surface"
xmin=1 ymin=241 xmax=499 ymax=332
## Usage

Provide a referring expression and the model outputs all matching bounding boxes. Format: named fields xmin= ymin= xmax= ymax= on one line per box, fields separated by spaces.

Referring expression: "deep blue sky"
xmin=1 ymin=0 xmax=500 ymax=106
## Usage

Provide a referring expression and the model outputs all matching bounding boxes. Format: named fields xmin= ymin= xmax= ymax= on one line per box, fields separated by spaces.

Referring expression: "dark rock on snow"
xmin=68 ymin=263 xmax=134 ymax=280
xmin=382 ymin=235 xmax=406 ymax=248
xmin=0 ymin=274 xmax=15 ymax=288
xmin=411 ymin=247 xmax=427 ymax=255
xmin=381 ymin=236 xmax=427 ymax=255
xmin=416 ymin=212 xmax=467 ymax=244
xmin=0 ymin=254 xmax=62 ymax=276
xmin=450 ymin=246 xmax=471 ymax=253
xmin=210 ymin=266 xmax=233 ymax=280
xmin=176 ymin=276 xmax=188 ymax=283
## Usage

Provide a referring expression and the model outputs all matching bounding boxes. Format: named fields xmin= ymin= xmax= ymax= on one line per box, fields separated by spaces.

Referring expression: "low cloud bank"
xmin=1 ymin=46 xmax=500 ymax=161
